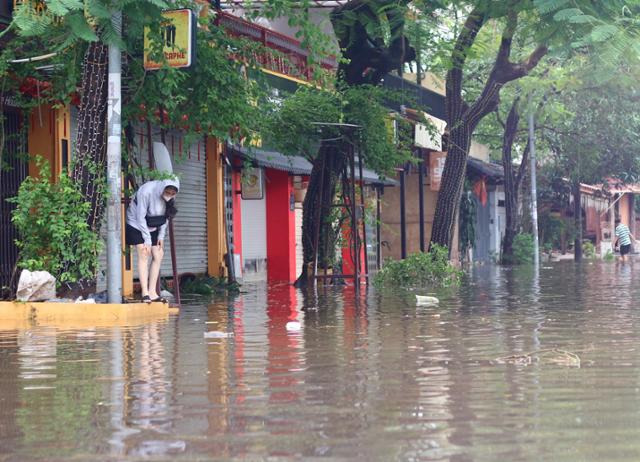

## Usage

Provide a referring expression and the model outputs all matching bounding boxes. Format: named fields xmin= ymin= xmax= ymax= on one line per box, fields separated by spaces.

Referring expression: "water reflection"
xmin=5 ymin=263 xmax=640 ymax=460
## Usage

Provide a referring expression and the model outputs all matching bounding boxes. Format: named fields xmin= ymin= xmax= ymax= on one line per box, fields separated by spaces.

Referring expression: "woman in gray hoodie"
xmin=126 ymin=178 xmax=179 ymax=302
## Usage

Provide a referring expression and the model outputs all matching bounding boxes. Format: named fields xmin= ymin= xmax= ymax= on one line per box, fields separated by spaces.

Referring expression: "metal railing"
xmin=0 ymin=108 xmax=27 ymax=294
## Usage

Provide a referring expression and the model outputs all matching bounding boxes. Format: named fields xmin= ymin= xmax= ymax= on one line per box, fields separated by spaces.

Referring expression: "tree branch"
xmin=516 ymin=138 xmax=530 ymax=187
xmin=495 ymin=109 xmax=505 ymax=129
xmin=495 ymin=9 xmax=518 ymax=69
xmin=465 ymin=10 xmax=548 ymax=129
xmin=446 ymin=6 xmax=487 ymax=119
xmin=506 ymin=44 xmax=549 ymax=82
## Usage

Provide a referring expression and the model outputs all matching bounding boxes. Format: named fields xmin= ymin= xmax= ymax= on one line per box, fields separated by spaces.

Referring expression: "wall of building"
xmin=380 ymin=168 xmax=438 ymax=261
xmin=265 ymin=169 xmax=297 ymax=283
xmin=619 ymin=194 xmax=633 ymax=231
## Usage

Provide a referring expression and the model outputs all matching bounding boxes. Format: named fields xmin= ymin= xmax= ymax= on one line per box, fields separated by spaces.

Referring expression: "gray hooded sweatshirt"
xmin=126 ymin=178 xmax=180 ymax=246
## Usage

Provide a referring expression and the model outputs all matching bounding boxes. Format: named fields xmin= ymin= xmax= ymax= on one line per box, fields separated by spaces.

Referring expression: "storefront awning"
xmin=466 ymin=156 xmax=504 ymax=183
xmin=227 ymin=144 xmax=396 ymax=186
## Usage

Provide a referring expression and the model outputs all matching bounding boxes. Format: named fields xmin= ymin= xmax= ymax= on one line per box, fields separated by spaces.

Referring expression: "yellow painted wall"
xmin=206 ymin=137 xmax=226 ymax=277
xmin=27 ymin=105 xmax=57 ymax=178
xmin=27 ymin=104 xmax=71 ymax=179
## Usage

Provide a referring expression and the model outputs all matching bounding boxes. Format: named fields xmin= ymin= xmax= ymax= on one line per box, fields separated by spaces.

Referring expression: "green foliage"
xmin=604 ymin=250 xmax=615 ymax=262
xmin=125 ymin=25 xmax=268 ymax=144
xmin=264 ymin=85 xmax=414 ymax=175
xmin=374 ymin=244 xmax=460 ymax=290
xmin=539 ymin=212 xmax=574 ymax=250
xmin=4 ymin=0 xmax=335 ymax=146
xmin=181 ymin=275 xmax=240 ymax=296
xmin=542 ymin=80 xmax=640 ymax=188
xmin=8 ymin=160 xmax=103 ymax=286
xmin=513 ymin=233 xmax=535 ymax=264
xmin=582 ymin=240 xmax=596 ymax=259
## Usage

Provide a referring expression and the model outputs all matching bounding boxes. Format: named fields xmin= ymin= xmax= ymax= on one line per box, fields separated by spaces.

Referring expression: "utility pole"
xmin=106 ymin=11 xmax=123 ymax=303
xmin=528 ymin=92 xmax=540 ymax=267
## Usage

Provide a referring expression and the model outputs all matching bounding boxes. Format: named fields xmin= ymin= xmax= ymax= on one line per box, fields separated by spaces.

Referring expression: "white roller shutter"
xmin=240 ymin=181 xmax=267 ymax=280
xmin=295 ymin=204 xmax=303 ymax=278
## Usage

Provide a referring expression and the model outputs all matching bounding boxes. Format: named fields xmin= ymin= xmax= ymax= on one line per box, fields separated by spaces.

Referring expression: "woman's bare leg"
xmin=137 ymin=244 xmax=150 ymax=297
xmin=149 ymin=245 xmax=164 ymax=299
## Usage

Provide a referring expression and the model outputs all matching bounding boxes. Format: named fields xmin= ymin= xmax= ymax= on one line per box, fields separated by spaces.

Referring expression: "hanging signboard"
xmin=143 ymin=9 xmax=196 ymax=70
xmin=430 ymin=151 xmax=446 ymax=191
xmin=241 ymin=167 xmax=264 ymax=200
xmin=11 ymin=0 xmax=49 ymax=18
xmin=415 ymin=113 xmax=446 ymax=151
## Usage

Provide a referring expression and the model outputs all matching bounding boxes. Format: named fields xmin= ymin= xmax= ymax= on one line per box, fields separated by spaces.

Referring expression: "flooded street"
xmin=2 ymin=262 xmax=640 ymax=461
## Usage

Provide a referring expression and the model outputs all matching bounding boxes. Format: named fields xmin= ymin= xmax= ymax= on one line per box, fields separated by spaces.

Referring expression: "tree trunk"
xmin=59 ymin=42 xmax=108 ymax=295
xmin=501 ymin=106 xmax=518 ymax=263
xmin=430 ymin=122 xmax=471 ymax=251
xmin=573 ymin=181 xmax=583 ymax=261
xmin=295 ymin=143 xmax=346 ymax=287
xmin=500 ymin=100 xmax=530 ymax=263
xmin=429 ymin=7 xmax=547 ymax=257
xmin=71 ymin=42 xmax=109 ymax=233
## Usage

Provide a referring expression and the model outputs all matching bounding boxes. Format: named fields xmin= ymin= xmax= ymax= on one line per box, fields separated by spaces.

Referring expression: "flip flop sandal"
xmin=151 ymin=297 xmax=168 ymax=304
xmin=142 ymin=295 xmax=152 ymax=304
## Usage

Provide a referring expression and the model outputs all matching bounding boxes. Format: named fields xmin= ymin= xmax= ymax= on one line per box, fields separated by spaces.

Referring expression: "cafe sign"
xmin=143 ymin=9 xmax=196 ymax=70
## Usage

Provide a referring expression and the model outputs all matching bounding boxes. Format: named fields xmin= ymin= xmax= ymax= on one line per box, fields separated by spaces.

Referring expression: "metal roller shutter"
xmin=159 ymin=139 xmax=208 ymax=276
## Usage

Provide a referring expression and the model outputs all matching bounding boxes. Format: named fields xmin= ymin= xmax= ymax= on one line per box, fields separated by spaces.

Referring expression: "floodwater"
xmin=2 ymin=262 xmax=640 ymax=461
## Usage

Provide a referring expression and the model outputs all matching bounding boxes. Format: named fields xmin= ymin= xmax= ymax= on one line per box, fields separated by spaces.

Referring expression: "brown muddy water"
xmin=1 ymin=262 xmax=640 ymax=461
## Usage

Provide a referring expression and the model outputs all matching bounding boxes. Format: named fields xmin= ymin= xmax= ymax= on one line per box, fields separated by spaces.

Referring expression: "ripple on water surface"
xmin=1 ymin=262 xmax=640 ymax=461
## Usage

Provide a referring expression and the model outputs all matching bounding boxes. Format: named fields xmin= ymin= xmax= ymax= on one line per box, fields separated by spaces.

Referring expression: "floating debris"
xmin=416 ymin=295 xmax=439 ymax=306
xmin=495 ymin=348 xmax=581 ymax=367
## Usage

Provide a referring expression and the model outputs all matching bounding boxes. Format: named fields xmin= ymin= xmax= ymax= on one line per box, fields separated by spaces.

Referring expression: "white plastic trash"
xmin=416 ymin=295 xmax=439 ymax=306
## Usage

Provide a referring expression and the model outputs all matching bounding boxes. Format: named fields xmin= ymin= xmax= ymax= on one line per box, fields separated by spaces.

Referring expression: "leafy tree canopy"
xmin=263 ymin=84 xmax=415 ymax=176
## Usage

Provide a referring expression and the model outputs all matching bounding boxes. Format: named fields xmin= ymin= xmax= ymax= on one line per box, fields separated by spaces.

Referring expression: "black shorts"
xmin=125 ymin=224 xmax=159 ymax=246
xmin=621 ymin=244 xmax=631 ymax=255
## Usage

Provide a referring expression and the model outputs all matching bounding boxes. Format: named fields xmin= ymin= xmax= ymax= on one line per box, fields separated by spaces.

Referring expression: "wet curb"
xmin=0 ymin=301 xmax=179 ymax=329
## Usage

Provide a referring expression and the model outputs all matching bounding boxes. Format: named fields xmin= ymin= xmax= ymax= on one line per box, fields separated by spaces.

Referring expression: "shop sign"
xmin=415 ymin=113 xmax=446 ymax=151
xmin=143 ymin=9 xmax=195 ymax=70
xmin=430 ymin=151 xmax=446 ymax=191
xmin=241 ymin=167 xmax=264 ymax=200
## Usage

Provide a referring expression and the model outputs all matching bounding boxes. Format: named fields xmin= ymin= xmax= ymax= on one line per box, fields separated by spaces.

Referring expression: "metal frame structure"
xmin=309 ymin=123 xmax=366 ymax=294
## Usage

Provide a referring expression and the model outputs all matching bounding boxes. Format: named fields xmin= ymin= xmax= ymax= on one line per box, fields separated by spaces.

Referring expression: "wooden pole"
xmin=400 ymin=165 xmax=407 ymax=259
xmin=418 ymin=151 xmax=425 ymax=252
xmin=358 ymin=150 xmax=368 ymax=283
xmin=349 ymin=140 xmax=359 ymax=293
xmin=376 ymin=186 xmax=382 ymax=270
xmin=168 ymin=218 xmax=181 ymax=305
